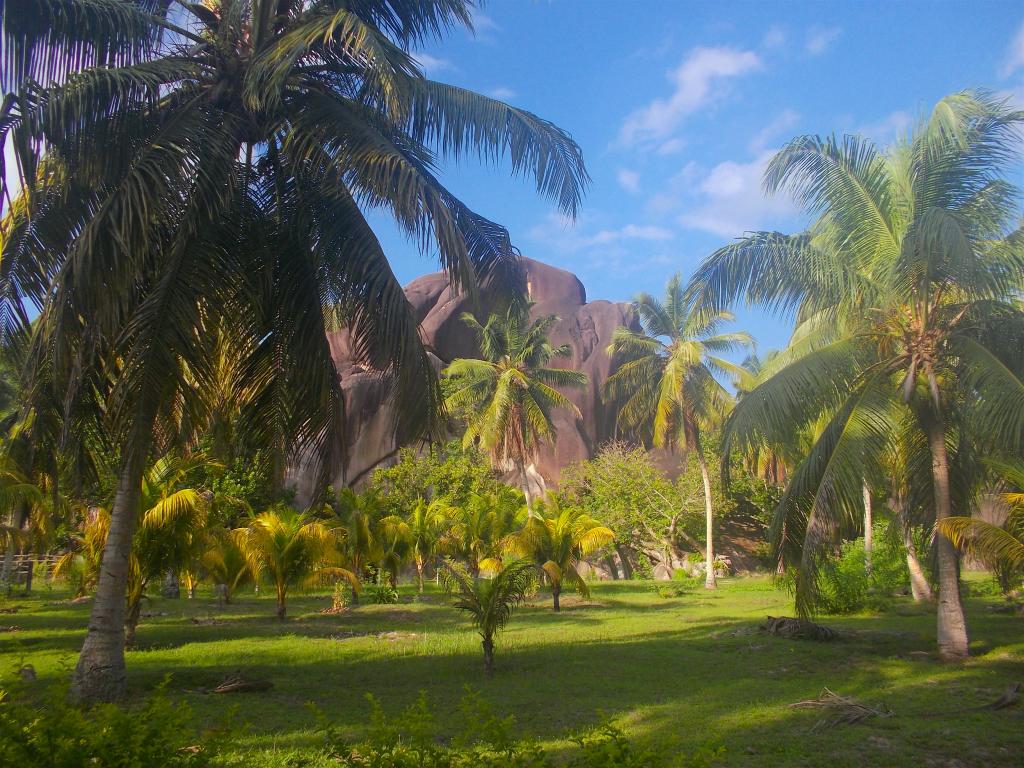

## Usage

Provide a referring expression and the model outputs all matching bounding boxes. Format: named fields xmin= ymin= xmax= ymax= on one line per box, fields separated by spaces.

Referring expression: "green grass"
xmin=2 ymin=576 xmax=1022 ymax=767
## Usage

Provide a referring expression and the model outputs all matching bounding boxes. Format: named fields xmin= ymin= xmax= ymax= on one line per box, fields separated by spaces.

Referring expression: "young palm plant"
xmin=442 ymin=558 xmax=535 ymax=675
xmin=444 ymin=307 xmax=587 ymax=506
xmin=407 ymin=498 xmax=446 ymax=592
xmin=201 ymin=528 xmax=252 ymax=604
xmin=505 ymin=494 xmax=614 ymax=612
xmin=3 ymin=0 xmax=587 ymax=700
xmin=604 ymin=274 xmax=752 ymax=588
xmin=687 ymin=91 xmax=1024 ymax=658
xmin=239 ymin=506 xmax=357 ymax=619
xmin=437 ymin=489 xmax=525 ymax=577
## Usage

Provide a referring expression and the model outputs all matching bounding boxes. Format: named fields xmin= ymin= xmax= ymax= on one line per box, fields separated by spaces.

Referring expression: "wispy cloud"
xmin=412 ymin=52 xmax=455 ymax=75
xmin=678 ymin=151 xmax=799 ymax=238
xmin=618 ymin=46 xmax=762 ymax=148
xmin=748 ymin=108 xmax=800 ymax=153
xmin=855 ymin=110 xmax=912 ymax=144
xmin=617 ymin=169 xmax=640 ymax=194
xmin=488 ymin=86 xmax=516 ymax=100
xmin=805 ymin=26 xmax=841 ymax=56
xmin=1000 ymin=20 xmax=1024 ymax=78
xmin=762 ymin=24 xmax=786 ymax=50
xmin=528 ymin=213 xmax=673 ymax=253
xmin=470 ymin=10 xmax=500 ymax=42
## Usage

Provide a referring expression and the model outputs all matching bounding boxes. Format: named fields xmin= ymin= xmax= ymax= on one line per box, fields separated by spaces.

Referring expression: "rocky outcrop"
xmin=288 ymin=258 xmax=638 ymax=499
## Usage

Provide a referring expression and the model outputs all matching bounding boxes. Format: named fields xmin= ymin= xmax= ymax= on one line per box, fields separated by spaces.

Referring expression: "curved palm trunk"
xmin=552 ymin=583 xmax=561 ymax=612
xmin=124 ymin=596 xmax=143 ymax=648
xmin=415 ymin=556 xmax=425 ymax=594
xmin=904 ymin=529 xmax=934 ymax=601
xmin=695 ymin=445 xmax=717 ymax=589
xmin=919 ymin=402 xmax=968 ymax=659
xmin=73 ymin=417 xmax=153 ymax=702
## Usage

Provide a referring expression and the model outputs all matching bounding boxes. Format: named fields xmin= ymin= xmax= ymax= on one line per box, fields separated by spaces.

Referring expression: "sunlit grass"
xmin=2 ymin=575 xmax=1022 ymax=767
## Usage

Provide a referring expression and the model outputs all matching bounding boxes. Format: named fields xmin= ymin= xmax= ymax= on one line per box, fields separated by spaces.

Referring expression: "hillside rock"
xmin=288 ymin=258 xmax=637 ymax=500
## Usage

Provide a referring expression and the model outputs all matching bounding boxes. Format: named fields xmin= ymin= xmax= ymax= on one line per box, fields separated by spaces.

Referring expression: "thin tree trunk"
xmin=904 ymin=528 xmax=934 ymax=601
xmin=124 ymin=596 xmax=142 ymax=648
xmin=23 ymin=557 xmax=33 ymax=593
xmin=552 ymin=584 xmax=561 ymax=612
xmin=695 ymin=445 xmax=717 ymax=589
xmin=863 ymin=482 xmax=873 ymax=578
xmin=482 ymin=636 xmax=494 ymax=676
xmin=73 ymin=413 xmax=153 ymax=702
xmin=1 ymin=503 xmax=29 ymax=590
xmin=276 ymin=585 xmax=287 ymax=619
xmin=614 ymin=544 xmax=634 ymax=580
xmin=919 ymin=402 xmax=969 ymax=659
xmin=416 ymin=558 xmax=424 ymax=594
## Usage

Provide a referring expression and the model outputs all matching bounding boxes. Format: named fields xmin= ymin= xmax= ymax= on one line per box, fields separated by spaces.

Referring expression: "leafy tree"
xmin=53 ymin=508 xmax=110 ymax=597
xmin=442 ymin=558 xmax=535 ymax=675
xmin=4 ymin=0 xmax=586 ymax=701
xmin=444 ymin=308 xmax=587 ymax=506
xmin=370 ymin=440 xmax=500 ymax=512
xmin=238 ymin=506 xmax=356 ymax=619
xmin=505 ymin=494 xmax=614 ymax=611
xmin=688 ymin=91 xmax=1024 ymax=658
xmin=605 ymin=275 xmax=752 ymax=588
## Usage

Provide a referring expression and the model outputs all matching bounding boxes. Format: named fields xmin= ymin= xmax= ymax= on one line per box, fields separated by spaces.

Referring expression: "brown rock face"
xmin=289 ymin=258 xmax=637 ymax=500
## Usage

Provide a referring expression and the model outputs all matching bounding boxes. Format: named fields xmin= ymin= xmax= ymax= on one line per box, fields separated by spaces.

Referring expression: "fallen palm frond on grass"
xmin=789 ymin=688 xmax=892 ymax=731
xmin=761 ymin=616 xmax=840 ymax=641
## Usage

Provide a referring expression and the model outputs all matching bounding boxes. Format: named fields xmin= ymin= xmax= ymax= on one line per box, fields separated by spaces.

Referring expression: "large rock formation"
xmin=289 ymin=258 xmax=638 ymax=499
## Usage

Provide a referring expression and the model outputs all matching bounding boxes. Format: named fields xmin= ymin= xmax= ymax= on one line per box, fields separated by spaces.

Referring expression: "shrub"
xmin=368 ymin=579 xmax=399 ymax=605
xmin=0 ymin=678 xmax=219 ymax=767
xmin=315 ymin=689 xmax=660 ymax=768
xmin=818 ymin=525 xmax=909 ymax=614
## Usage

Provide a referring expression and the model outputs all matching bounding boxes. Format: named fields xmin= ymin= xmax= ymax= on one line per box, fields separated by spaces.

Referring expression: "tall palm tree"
xmin=2 ymin=0 xmax=587 ymax=700
xmin=444 ymin=308 xmax=587 ymax=506
xmin=505 ymin=494 xmax=613 ymax=612
xmin=687 ymin=91 xmax=1024 ymax=658
xmin=238 ymin=506 xmax=356 ymax=619
xmin=442 ymin=557 xmax=535 ymax=675
xmin=604 ymin=275 xmax=752 ymax=588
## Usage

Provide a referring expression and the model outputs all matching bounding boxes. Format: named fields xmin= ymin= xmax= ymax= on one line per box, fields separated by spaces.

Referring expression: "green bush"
xmin=368 ymin=579 xmax=399 ymax=605
xmin=818 ymin=526 xmax=909 ymax=614
xmin=315 ymin=689 xmax=659 ymax=768
xmin=0 ymin=678 xmax=218 ymax=767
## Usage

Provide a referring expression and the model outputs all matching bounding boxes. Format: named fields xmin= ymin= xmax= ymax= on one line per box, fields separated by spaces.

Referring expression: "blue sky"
xmin=373 ymin=0 xmax=1024 ymax=354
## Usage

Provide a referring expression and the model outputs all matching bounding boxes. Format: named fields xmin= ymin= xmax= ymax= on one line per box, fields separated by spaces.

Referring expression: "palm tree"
xmin=938 ymin=459 xmax=1024 ymax=592
xmin=505 ymin=494 xmax=613 ymax=612
xmin=444 ymin=308 xmax=587 ymax=506
xmin=687 ymin=91 xmax=1024 ymax=658
xmin=604 ymin=275 xmax=752 ymax=589
xmin=437 ymin=489 xmax=525 ymax=577
xmin=238 ymin=506 xmax=356 ymax=619
xmin=124 ymin=453 xmax=213 ymax=646
xmin=201 ymin=528 xmax=252 ymax=604
xmin=333 ymin=487 xmax=384 ymax=596
xmin=407 ymin=498 xmax=446 ymax=592
xmin=3 ymin=0 xmax=587 ymax=701
xmin=53 ymin=508 xmax=110 ymax=597
xmin=442 ymin=558 xmax=535 ymax=675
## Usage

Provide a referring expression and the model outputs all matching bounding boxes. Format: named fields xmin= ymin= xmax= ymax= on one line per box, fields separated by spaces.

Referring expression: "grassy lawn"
xmin=2 ymin=576 xmax=1022 ymax=767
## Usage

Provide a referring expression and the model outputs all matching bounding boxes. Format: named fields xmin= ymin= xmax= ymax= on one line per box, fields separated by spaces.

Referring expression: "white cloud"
xmin=488 ymin=86 xmax=516 ymax=100
xmin=748 ymin=108 xmax=800 ymax=153
xmin=618 ymin=46 xmax=762 ymax=147
xmin=805 ymin=26 xmax=841 ymax=56
xmin=469 ymin=10 xmax=500 ymax=43
xmin=762 ymin=24 xmax=786 ymax=49
xmin=412 ymin=52 xmax=455 ymax=75
xmin=855 ymin=110 xmax=912 ymax=145
xmin=528 ymin=213 xmax=673 ymax=253
xmin=999 ymin=83 xmax=1024 ymax=109
xmin=1000 ymin=20 xmax=1024 ymax=78
xmin=617 ymin=169 xmax=640 ymax=194
xmin=678 ymin=151 xmax=799 ymax=238
xmin=656 ymin=138 xmax=687 ymax=155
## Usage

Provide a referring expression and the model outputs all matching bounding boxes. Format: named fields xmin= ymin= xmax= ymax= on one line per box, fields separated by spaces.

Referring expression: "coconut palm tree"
xmin=3 ymin=0 xmax=587 ymax=700
xmin=687 ymin=91 xmax=1024 ymax=658
xmin=442 ymin=557 xmax=535 ymax=675
xmin=938 ymin=458 xmax=1024 ymax=591
xmin=53 ymin=508 xmax=110 ymax=597
xmin=239 ymin=505 xmax=356 ymax=619
xmin=407 ymin=498 xmax=446 ymax=592
xmin=444 ymin=308 xmax=587 ymax=506
xmin=604 ymin=275 xmax=752 ymax=589
xmin=437 ymin=489 xmax=525 ymax=577
xmin=505 ymin=494 xmax=613 ymax=612
xmin=201 ymin=529 xmax=252 ymax=604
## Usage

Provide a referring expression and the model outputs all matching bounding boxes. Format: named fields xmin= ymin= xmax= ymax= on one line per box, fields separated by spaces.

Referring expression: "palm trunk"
xmin=482 ymin=636 xmax=494 ymax=676
xmin=552 ymin=584 xmax=561 ymax=612
xmin=124 ymin=596 xmax=143 ymax=648
xmin=23 ymin=557 xmax=33 ymax=593
xmin=276 ymin=584 xmax=287 ymax=619
xmin=1 ymin=503 xmax=29 ymax=590
xmin=863 ymin=482 xmax=873 ymax=578
xmin=904 ymin=528 xmax=934 ymax=601
xmin=919 ymin=402 xmax=969 ymax=659
xmin=415 ymin=558 xmax=425 ymax=594
xmin=73 ymin=414 xmax=153 ymax=702
xmin=695 ymin=445 xmax=717 ymax=589
xmin=614 ymin=544 xmax=634 ymax=580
